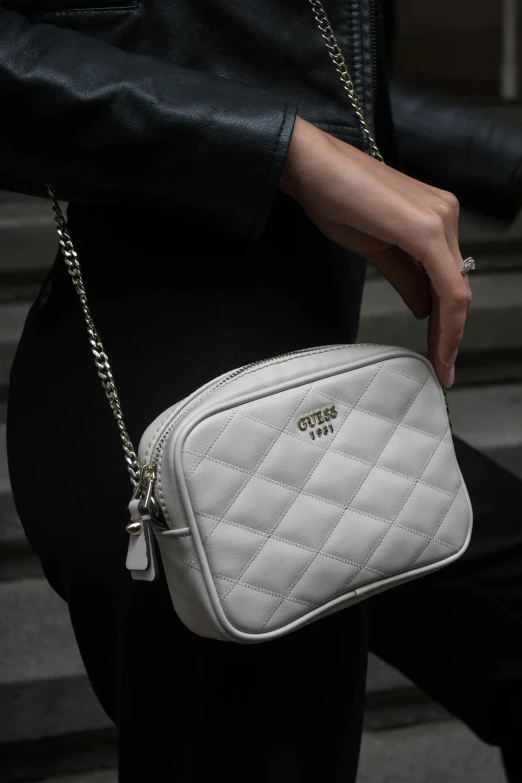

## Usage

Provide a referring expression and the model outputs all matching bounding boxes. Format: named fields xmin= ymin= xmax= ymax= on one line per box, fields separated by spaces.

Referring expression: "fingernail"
xmin=445 ymin=365 xmax=455 ymax=389
xmin=442 ymin=349 xmax=458 ymax=369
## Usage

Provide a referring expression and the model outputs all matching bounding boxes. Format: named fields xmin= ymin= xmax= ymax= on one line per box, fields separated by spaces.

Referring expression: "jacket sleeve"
xmin=390 ymin=81 xmax=522 ymax=222
xmin=0 ymin=10 xmax=297 ymax=238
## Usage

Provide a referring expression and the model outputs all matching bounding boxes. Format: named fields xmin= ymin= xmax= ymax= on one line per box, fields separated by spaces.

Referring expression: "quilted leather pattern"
xmin=179 ymin=355 xmax=471 ymax=636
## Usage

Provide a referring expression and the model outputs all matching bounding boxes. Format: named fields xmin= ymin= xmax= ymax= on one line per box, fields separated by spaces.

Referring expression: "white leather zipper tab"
xmin=126 ymin=499 xmax=158 ymax=581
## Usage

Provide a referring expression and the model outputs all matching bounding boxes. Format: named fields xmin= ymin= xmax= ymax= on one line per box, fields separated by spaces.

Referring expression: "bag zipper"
xmin=135 ymin=343 xmax=377 ymax=521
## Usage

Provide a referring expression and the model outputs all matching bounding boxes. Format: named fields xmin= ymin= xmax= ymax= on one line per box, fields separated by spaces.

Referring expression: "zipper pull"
xmin=126 ymin=463 xmax=157 ymax=535
xmin=125 ymin=497 xmax=158 ymax=581
xmin=125 ymin=463 xmax=159 ymax=581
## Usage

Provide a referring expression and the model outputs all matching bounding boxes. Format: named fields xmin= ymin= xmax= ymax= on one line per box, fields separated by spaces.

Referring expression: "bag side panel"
xmin=155 ymin=530 xmax=231 ymax=640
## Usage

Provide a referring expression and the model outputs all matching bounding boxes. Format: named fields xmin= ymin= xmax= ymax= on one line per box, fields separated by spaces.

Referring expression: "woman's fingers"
xmin=446 ymin=226 xmax=473 ymax=308
xmin=438 ymin=285 xmax=469 ymax=367
xmin=367 ymin=242 xmax=460 ymax=387
xmin=365 ymin=246 xmax=431 ymax=320
xmin=417 ymin=236 xmax=471 ymax=378
xmin=395 ymin=199 xmax=468 ymax=385
xmin=281 ymin=120 xmax=471 ymax=386
xmin=427 ymin=292 xmax=451 ymax=388
xmin=434 ymin=189 xmax=473 ymax=311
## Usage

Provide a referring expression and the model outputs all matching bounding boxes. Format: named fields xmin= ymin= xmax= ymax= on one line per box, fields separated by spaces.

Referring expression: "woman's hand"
xmin=281 ymin=117 xmax=472 ymax=388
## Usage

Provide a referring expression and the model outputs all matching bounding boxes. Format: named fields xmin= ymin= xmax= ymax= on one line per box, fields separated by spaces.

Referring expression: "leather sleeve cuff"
xmin=184 ymin=91 xmax=298 ymax=240
xmin=0 ymin=10 xmax=298 ymax=239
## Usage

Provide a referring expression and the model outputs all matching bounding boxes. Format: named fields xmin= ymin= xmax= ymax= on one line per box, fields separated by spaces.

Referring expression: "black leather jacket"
xmin=0 ymin=0 xmax=393 ymax=240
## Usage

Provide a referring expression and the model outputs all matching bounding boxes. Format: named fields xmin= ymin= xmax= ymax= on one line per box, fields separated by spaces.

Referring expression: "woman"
xmin=2 ymin=1 xmax=470 ymax=780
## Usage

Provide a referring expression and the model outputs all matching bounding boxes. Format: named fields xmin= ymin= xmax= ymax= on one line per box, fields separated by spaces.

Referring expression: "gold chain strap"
xmin=44 ymin=11 xmax=390 ymax=489
xmin=46 ymin=186 xmax=141 ymax=487
xmin=308 ymin=0 xmax=384 ymax=162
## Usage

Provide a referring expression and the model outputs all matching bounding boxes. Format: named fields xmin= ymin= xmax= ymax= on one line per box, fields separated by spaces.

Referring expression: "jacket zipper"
xmin=369 ymin=0 xmax=379 ymax=115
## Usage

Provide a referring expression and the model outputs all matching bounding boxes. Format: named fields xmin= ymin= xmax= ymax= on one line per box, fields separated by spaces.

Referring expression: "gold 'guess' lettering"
xmin=296 ymin=405 xmax=337 ymax=431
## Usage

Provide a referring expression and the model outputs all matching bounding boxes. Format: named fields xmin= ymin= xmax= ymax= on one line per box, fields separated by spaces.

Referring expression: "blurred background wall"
xmin=0 ymin=2 xmax=521 ymax=782
xmin=396 ymin=0 xmax=509 ymax=95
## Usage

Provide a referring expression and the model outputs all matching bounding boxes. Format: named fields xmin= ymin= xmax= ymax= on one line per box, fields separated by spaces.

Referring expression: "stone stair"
xmin=0 ymin=192 xmax=521 ymax=782
xmin=2 ymin=720 xmax=509 ymax=783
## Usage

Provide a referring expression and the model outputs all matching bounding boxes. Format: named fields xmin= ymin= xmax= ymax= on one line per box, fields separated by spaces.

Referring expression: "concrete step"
xmin=450 ymin=383 xmax=522 ymax=449
xmin=0 ymin=565 xmax=447 ymax=743
xmin=1 ymin=192 xmax=521 ymax=391
xmin=0 ymin=193 xmax=58 ymax=277
xmin=0 ymin=578 xmax=112 ymax=748
xmin=2 ymin=722 xmax=507 ymax=783
xmin=0 ymin=722 xmax=507 ymax=783
xmin=358 ymin=720 xmax=505 ymax=783
xmin=0 ymin=490 xmax=42 ymax=581
xmin=449 ymin=382 xmax=522 ymax=477
xmin=0 ymin=730 xmax=117 ymax=783
xmin=0 ymin=423 xmax=42 ymax=580
xmin=31 ymin=773 xmax=116 ymax=783
xmin=0 ymin=721 xmax=507 ymax=783
xmin=364 ymin=655 xmax=450 ymax=732
xmin=0 ymin=423 xmax=9 ymax=495
xmin=0 ymin=575 xmax=441 ymax=780
xmin=0 ymin=302 xmax=30 ymax=402
xmin=1 ymin=269 xmax=521 ymax=397
xmin=0 ymin=304 xmax=31 ymax=348
xmin=358 ymin=271 xmax=522 ymax=383
xmin=27 ymin=773 xmax=116 ymax=783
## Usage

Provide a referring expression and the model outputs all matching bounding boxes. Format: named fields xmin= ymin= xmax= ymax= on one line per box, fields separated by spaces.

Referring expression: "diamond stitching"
xmin=231 ymin=412 xmax=456 ymax=500
xmin=311 ymin=386 xmax=452 ymax=444
xmin=406 ymin=488 xmax=460 ymax=570
xmin=186 ymin=451 xmax=459 ymax=550
xmin=199 ymin=387 xmax=313 ymax=542
xmin=185 ymin=410 xmax=237 ymax=479
xmin=194 ymin=510 xmax=389 ymax=575
xmin=171 ymin=555 xmax=317 ymax=610
xmin=180 ymin=387 xmax=314 ymax=580
xmin=215 ymin=573 xmax=316 ymax=608
xmin=220 ymin=367 xmax=383 ymax=603
xmin=382 ymin=364 xmax=438 ymax=388
xmin=179 ymin=356 xmax=468 ymax=633
xmin=258 ymin=369 xmax=432 ymax=630
xmin=338 ymin=423 xmax=451 ymax=597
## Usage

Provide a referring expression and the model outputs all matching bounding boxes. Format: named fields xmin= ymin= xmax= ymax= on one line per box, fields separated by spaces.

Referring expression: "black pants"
xmin=7 ymin=199 xmax=522 ymax=781
xmin=370 ymin=438 xmax=522 ymax=780
xmin=7 ymin=199 xmax=369 ymax=782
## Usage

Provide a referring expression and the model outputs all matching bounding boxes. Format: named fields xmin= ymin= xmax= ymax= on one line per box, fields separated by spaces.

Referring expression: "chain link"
xmin=308 ymin=0 xmax=384 ymax=162
xmin=46 ymin=186 xmax=141 ymax=487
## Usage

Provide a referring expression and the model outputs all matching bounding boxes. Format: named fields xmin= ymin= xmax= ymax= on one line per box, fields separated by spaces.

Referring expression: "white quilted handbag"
xmin=45 ymin=0 xmax=473 ymax=643
xmin=131 ymin=345 xmax=472 ymax=642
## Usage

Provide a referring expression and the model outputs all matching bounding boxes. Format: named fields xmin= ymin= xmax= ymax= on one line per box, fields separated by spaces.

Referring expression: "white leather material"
xmin=126 ymin=499 xmax=158 ymax=582
xmin=139 ymin=345 xmax=473 ymax=643
xmin=156 ymin=528 xmax=231 ymax=640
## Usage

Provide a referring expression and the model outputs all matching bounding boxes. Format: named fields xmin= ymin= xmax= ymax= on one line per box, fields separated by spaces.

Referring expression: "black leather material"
xmin=0 ymin=0 xmax=391 ymax=238
xmin=391 ymin=82 xmax=522 ymax=222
